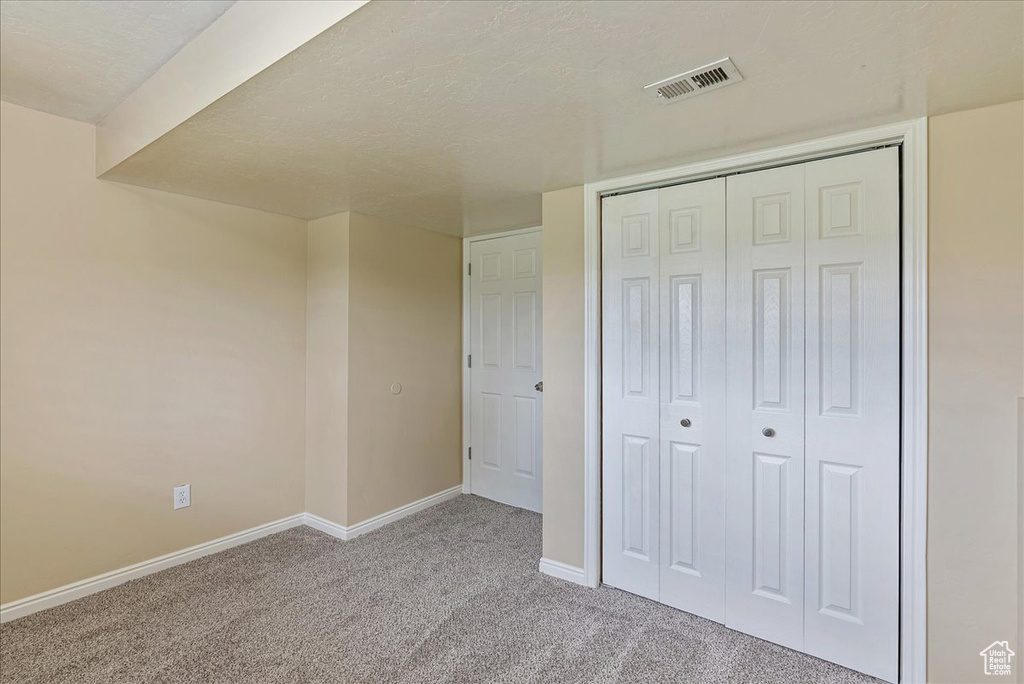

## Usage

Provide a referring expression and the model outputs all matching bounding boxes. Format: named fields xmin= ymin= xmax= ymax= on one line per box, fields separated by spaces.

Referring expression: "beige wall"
xmin=1 ymin=100 xmax=464 ymax=603
xmin=0 ymin=102 xmax=308 ymax=604
xmin=305 ymin=213 xmax=350 ymax=525
xmin=303 ymin=211 xmax=463 ymax=527
xmin=927 ymin=100 xmax=1023 ymax=683
xmin=539 ymin=101 xmax=1024 ymax=680
xmin=347 ymin=212 xmax=462 ymax=523
xmin=540 ymin=186 xmax=587 ymax=568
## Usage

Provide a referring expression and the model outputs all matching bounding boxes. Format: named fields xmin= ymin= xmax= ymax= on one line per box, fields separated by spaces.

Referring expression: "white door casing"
xmin=657 ymin=179 xmax=728 ymax=622
xmin=586 ymin=120 xmax=927 ymax=684
xmin=802 ymin=148 xmax=900 ymax=682
xmin=601 ymin=188 xmax=661 ymax=600
xmin=725 ymin=163 xmax=807 ymax=650
xmin=469 ymin=231 xmax=543 ymax=512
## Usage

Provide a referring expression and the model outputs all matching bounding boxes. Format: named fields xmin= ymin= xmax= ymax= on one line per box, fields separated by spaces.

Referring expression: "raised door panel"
xmin=470 ymin=232 xmax=543 ymax=513
xmin=480 ymin=293 xmax=502 ymax=368
xmin=803 ymin=148 xmax=899 ymax=683
xmin=752 ymin=453 xmax=791 ymax=601
xmin=513 ymin=292 xmax=538 ymax=371
xmin=602 ymin=189 xmax=660 ymax=601
xmin=725 ymin=164 xmax=806 ymax=650
xmin=666 ymin=442 xmax=700 ymax=573
xmin=817 ymin=462 xmax=861 ymax=621
xmin=622 ymin=278 xmax=653 ymax=398
xmin=668 ymin=275 xmax=700 ymax=403
xmin=819 ymin=264 xmax=860 ymax=416
xmin=754 ymin=269 xmax=791 ymax=409
xmin=513 ymin=396 xmax=538 ymax=478
xmin=622 ymin=435 xmax=653 ymax=560
xmin=657 ymin=178 xmax=727 ymax=623
xmin=480 ymin=392 xmax=502 ymax=470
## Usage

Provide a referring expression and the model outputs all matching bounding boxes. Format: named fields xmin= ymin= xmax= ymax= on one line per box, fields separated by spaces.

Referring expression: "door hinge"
xmin=468 ymin=447 xmax=472 ymax=460
xmin=468 ymin=354 xmax=472 ymax=368
xmin=467 ymin=262 xmax=471 ymax=276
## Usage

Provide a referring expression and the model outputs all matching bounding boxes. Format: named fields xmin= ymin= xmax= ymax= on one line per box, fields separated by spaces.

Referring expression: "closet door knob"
xmin=762 ymin=427 xmax=775 ymax=437
xmin=680 ymin=418 xmax=691 ymax=427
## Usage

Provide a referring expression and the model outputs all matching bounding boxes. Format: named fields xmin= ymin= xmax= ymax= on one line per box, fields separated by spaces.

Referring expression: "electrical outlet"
xmin=174 ymin=484 xmax=191 ymax=510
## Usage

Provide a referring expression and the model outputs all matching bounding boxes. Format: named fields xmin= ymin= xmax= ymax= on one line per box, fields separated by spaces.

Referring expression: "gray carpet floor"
xmin=0 ymin=495 xmax=879 ymax=684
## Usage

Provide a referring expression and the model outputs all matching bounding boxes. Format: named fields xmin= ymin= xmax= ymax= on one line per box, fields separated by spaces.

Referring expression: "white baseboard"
xmin=0 ymin=514 xmax=305 ymax=624
xmin=302 ymin=512 xmax=350 ymax=540
xmin=1 ymin=485 xmax=465 ymax=624
xmin=347 ymin=485 xmax=462 ymax=538
xmin=306 ymin=484 xmax=463 ymax=541
xmin=539 ymin=557 xmax=588 ymax=586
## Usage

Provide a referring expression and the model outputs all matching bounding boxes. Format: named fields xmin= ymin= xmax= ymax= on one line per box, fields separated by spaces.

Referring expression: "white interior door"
xmin=601 ymin=188 xmax=661 ymax=600
xmin=803 ymin=148 xmax=900 ymax=682
xmin=725 ymin=164 xmax=807 ymax=650
xmin=657 ymin=179 xmax=727 ymax=622
xmin=469 ymin=231 xmax=543 ymax=512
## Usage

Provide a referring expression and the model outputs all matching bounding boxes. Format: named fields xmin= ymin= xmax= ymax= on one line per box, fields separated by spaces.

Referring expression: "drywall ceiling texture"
xmin=0 ymin=0 xmax=234 ymax=123
xmin=101 ymin=0 xmax=1023 ymax=236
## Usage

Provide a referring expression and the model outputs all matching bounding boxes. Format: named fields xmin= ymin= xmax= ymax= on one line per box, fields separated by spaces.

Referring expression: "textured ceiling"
xmin=0 ymin=0 xmax=233 ymax=123
xmin=101 ymin=0 xmax=1023 ymax=235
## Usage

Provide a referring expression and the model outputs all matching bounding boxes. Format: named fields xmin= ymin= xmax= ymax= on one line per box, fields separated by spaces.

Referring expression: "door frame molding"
xmin=461 ymin=226 xmax=543 ymax=495
xmin=581 ymin=119 xmax=928 ymax=683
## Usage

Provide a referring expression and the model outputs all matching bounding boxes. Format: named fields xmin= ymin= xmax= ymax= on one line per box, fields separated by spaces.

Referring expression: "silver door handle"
xmin=680 ymin=418 xmax=691 ymax=427
xmin=534 ymin=381 xmax=543 ymax=392
xmin=762 ymin=427 xmax=775 ymax=437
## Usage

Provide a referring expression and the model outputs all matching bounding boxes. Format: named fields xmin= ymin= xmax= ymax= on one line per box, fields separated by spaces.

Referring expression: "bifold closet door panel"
xmin=657 ymin=179 xmax=727 ymax=623
xmin=602 ymin=189 xmax=661 ymax=600
xmin=803 ymin=148 xmax=900 ymax=683
xmin=725 ymin=164 xmax=806 ymax=650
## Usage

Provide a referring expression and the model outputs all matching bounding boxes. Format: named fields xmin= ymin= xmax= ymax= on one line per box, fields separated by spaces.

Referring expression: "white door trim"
xmin=582 ymin=119 xmax=927 ymax=683
xmin=461 ymin=226 xmax=543 ymax=495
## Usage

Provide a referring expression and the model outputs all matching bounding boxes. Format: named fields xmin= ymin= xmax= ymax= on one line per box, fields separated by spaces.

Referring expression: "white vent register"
xmin=644 ymin=57 xmax=743 ymax=103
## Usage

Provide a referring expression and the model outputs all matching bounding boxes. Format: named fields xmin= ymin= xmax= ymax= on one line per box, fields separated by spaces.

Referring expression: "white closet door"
xmin=602 ymin=189 xmax=660 ymax=600
xmin=725 ymin=164 xmax=806 ymax=650
xmin=470 ymin=231 xmax=543 ymax=513
xmin=803 ymin=148 xmax=899 ymax=682
xmin=657 ymin=179 xmax=727 ymax=622
xmin=602 ymin=150 xmax=900 ymax=682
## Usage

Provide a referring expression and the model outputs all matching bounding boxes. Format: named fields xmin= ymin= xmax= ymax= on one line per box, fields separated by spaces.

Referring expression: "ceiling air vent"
xmin=645 ymin=58 xmax=743 ymax=104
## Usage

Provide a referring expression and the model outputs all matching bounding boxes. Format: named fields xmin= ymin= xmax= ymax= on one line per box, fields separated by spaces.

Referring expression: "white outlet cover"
xmin=174 ymin=484 xmax=191 ymax=510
